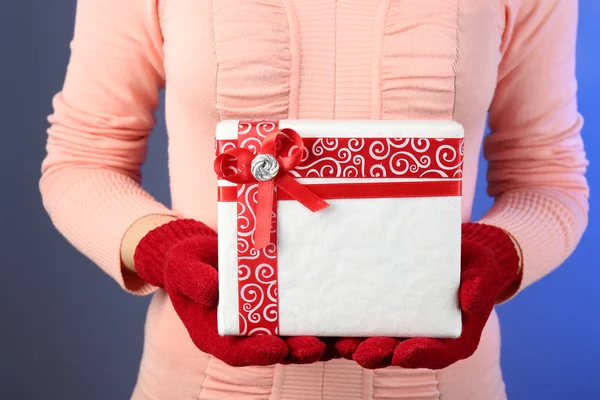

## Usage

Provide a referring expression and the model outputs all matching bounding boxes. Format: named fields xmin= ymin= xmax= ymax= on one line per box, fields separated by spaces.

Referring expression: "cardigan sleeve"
xmin=480 ymin=0 xmax=589 ymax=298
xmin=40 ymin=0 xmax=178 ymax=295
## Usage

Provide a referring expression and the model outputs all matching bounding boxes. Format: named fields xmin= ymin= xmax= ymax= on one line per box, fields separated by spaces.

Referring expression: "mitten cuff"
xmin=134 ymin=219 xmax=216 ymax=287
xmin=462 ymin=222 xmax=522 ymax=293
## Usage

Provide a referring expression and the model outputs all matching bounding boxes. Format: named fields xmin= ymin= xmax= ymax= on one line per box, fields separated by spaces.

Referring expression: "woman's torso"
xmin=136 ymin=0 xmax=508 ymax=398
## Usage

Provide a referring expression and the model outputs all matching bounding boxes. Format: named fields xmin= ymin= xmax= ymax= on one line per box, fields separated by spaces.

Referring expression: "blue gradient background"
xmin=0 ymin=1 xmax=598 ymax=399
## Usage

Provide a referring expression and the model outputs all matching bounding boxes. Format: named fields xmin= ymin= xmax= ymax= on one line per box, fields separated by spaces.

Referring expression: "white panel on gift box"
xmin=276 ymin=192 xmax=461 ymax=337
xmin=216 ymin=120 xmax=463 ymax=338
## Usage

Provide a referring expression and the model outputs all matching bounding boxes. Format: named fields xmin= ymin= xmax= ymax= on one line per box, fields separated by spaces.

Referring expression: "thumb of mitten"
xmin=134 ymin=219 xmax=218 ymax=288
xmin=164 ymin=236 xmax=219 ymax=308
xmin=459 ymin=243 xmax=501 ymax=314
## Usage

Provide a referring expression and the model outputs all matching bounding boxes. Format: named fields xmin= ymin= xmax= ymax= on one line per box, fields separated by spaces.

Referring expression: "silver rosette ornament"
xmin=251 ymin=154 xmax=280 ymax=181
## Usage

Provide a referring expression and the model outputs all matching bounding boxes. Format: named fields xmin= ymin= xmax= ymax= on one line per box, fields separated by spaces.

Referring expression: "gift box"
xmin=215 ymin=119 xmax=464 ymax=338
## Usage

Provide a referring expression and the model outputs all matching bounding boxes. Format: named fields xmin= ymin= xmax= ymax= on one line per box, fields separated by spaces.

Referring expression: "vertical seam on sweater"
xmin=154 ymin=0 xmax=168 ymax=82
xmin=371 ymin=0 xmax=392 ymax=120
xmin=498 ymin=0 xmax=509 ymax=56
xmin=451 ymin=0 xmax=462 ymax=120
xmin=269 ymin=363 xmax=283 ymax=400
xmin=209 ymin=0 xmax=221 ymax=122
xmin=442 ymin=0 xmax=462 ymax=393
xmin=362 ymin=367 xmax=366 ymax=400
xmin=280 ymin=0 xmax=300 ymax=119
xmin=333 ymin=0 xmax=337 ymax=119
xmin=158 ymin=0 xmax=168 ymax=26
xmin=320 ymin=362 xmax=325 ymax=400
xmin=434 ymin=368 xmax=442 ymax=400
xmin=196 ymin=355 xmax=212 ymax=400
xmin=363 ymin=367 xmax=374 ymax=400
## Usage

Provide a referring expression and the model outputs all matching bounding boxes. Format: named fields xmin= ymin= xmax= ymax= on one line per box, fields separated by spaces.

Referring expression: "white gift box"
xmin=215 ymin=120 xmax=463 ymax=338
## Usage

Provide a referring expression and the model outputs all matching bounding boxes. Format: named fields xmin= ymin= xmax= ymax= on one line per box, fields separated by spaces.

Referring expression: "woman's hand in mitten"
xmin=334 ymin=222 xmax=522 ymax=370
xmin=133 ymin=218 xmax=327 ymax=366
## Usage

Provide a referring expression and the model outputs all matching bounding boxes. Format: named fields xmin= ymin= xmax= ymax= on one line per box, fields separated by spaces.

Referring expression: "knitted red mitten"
xmin=334 ymin=222 xmax=522 ymax=370
xmin=134 ymin=218 xmax=327 ymax=366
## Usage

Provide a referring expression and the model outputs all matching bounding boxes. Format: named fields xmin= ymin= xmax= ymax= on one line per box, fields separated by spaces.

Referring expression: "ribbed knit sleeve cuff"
xmin=40 ymin=169 xmax=183 ymax=295
xmin=478 ymin=189 xmax=587 ymax=301
xmin=462 ymin=222 xmax=522 ymax=302
xmin=133 ymin=219 xmax=217 ymax=288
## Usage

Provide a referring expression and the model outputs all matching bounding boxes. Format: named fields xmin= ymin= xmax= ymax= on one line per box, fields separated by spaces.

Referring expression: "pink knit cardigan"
xmin=40 ymin=0 xmax=588 ymax=398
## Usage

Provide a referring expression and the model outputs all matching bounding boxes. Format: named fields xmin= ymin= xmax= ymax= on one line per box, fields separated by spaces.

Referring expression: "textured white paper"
xmin=217 ymin=120 xmax=463 ymax=338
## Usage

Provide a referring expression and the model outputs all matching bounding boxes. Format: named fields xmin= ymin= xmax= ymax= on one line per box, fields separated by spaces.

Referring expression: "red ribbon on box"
xmin=215 ymin=128 xmax=329 ymax=249
xmin=215 ymin=120 xmax=464 ymax=336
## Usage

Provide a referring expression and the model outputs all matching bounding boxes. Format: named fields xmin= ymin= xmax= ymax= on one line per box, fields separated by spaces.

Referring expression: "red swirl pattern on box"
xmin=234 ymin=121 xmax=281 ymax=336
xmin=217 ymin=133 xmax=464 ymax=180
xmin=219 ymin=120 xmax=464 ymax=336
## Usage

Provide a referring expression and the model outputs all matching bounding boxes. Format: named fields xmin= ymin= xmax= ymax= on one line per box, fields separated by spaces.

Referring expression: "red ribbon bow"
xmin=215 ymin=128 xmax=329 ymax=249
